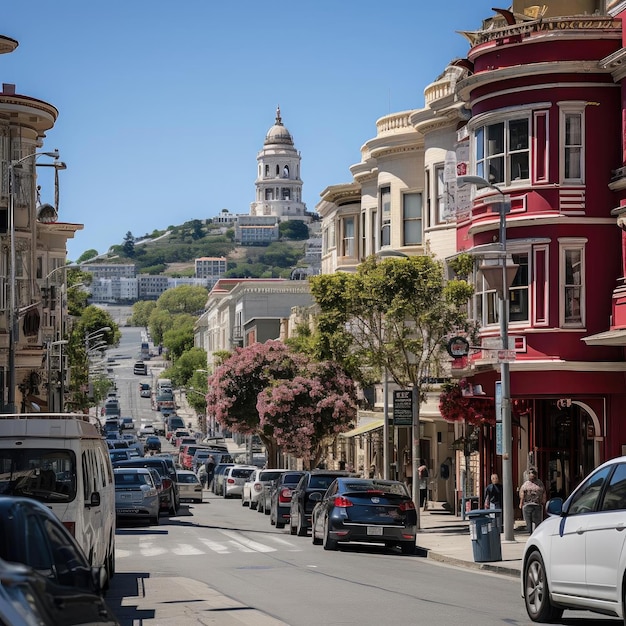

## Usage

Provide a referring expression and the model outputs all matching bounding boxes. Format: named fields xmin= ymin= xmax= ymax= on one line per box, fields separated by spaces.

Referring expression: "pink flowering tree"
xmin=206 ymin=340 xmax=356 ymax=468
xmin=257 ymin=360 xmax=357 ymax=469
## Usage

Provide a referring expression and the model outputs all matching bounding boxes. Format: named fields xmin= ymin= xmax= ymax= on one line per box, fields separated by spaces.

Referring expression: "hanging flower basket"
xmin=439 ymin=380 xmax=495 ymax=426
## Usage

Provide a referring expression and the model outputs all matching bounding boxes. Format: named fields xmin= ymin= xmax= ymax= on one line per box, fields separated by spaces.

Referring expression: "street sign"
xmin=496 ymin=422 xmax=503 ymax=455
xmin=495 ymin=381 xmax=502 ymax=423
xmin=393 ymin=390 xmax=413 ymax=426
xmin=497 ymin=350 xmax=516 ymax=362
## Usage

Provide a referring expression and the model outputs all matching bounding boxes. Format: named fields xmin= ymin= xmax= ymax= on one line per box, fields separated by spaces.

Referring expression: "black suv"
xmin=113 ymin=458 xmax=179 ymax=515
xmin=270 ymin=471 xmax=305 ymax=529
xmin=289 ymin=471 xmax=353 ymax=536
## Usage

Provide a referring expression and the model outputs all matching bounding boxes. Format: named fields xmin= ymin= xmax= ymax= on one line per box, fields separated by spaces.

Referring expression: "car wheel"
xmin=150 ymin=515 xmax=159 ymax=525
xmin=524 ymin=551 xmax=563 ymax=623
xmin=400 ymin=541 xmax=415 ymax=555
xmin=323 ymin=517 xmax=338 ymax=551
xmin=289 ymin=514 xmax=297 ymax=535
xmin=264 ymin=502 xmax=270 ymax=515
xmin=250 ymin=499 xmax=257 ymax=511
xmin=242 ymin=495 xmax=248 ymax=507
xmin=297 ymin=511 xmax=307 ymax=537
xmin=276 ymin=516 xmax=285 ymax=529
xmin=169 ymin=499 xmax=177 ymax=516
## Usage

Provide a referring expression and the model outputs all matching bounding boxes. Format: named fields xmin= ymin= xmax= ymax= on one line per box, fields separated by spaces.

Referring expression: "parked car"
xmin=113 ymin=458 xmax=179 ymax=515
xmin=311 ymin=477 xmax=416 ymax=554
xmin=0 ymin=496 xmax=111 ymax=597
xmin=212 ymin=463 xmax=235 ymax=496
xmin=120 ymin=417 xmax=135 ymax=430
xmin=289 ymin=471 xmax=354 ymax=536
xmin=269 ymin=471 xmax=306 ymax=529
xmin=113 ymin=468 xmax=160 ymax=525
xmin=120 ymin=433 xmax=144 ymax=456
xmin=521 ymin=456 xmax=626 ymax=623
xmin=223 ymin=465 xmax=256 ymax=499
xmin=138 ymin=424 xmax=156 ymax=438
xmin=144 ymin=435 xmax=162 ymax=453
xmin=242 ymin=468 xmax=289 ymax=510
xmin=109 ymin=449 xmax=133 ymax=463
xmin=175 ymin=470 xmax=203 ymax=503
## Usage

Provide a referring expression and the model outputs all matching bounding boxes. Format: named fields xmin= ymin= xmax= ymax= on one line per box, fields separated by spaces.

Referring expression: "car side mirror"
xmin=88 ymin=492 xmax=101 ymax=507
xmin=309 ymin=492 xmax=322 ymax=502
xmin=546 ymin=497 xmax=564 ymax=517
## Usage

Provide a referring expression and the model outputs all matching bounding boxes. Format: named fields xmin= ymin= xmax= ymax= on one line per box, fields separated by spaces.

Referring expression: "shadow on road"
xmin=106 ymin=571 xmax=155 ymax=626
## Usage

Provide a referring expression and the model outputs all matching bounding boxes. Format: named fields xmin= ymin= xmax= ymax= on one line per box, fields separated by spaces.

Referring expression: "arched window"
xmin=265 ymin=164 xmax=270 ymax=177
xmin=276 ymin=165 xmax=280 ymax=176
xmin=283 ymin=165 xmax=289 ymax=178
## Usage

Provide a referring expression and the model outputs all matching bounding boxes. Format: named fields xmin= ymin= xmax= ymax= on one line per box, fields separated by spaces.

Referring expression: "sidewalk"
xmin=416 ymin=507 xmax=527 ymax=578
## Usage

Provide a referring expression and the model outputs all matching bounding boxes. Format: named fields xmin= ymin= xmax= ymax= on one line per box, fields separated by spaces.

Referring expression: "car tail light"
xmin=279 ymin=488 xmax=292 ymax=503
xmin=63 ymin=521 xmax=76 ymax=536
xmin=254 ymin=484 xmax=262 ymax=492
xmin=333 ymin=496 xmax=353 ymax=508
xmin=399 ymin=501 xmax=416 ymax=511
xmin=227 ymin=478 xmax=235 ymax=484
xmin=162 ymin=477 xmax=172 ymax=490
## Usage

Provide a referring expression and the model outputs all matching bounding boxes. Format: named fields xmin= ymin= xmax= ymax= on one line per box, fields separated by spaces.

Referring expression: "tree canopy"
xmin=156 ymin=284 xmax=208 ymax=315
xmin=206 ymin=340 xmax=356 ymax=468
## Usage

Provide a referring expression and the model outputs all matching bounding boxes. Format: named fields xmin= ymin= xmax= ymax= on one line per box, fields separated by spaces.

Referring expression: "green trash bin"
xmin=467 ymin=509 xmax=502 ymax=562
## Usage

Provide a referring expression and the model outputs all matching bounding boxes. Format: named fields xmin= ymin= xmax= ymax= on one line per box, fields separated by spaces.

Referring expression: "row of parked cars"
xmin=225 ymin=466 xmax=419 ymax=554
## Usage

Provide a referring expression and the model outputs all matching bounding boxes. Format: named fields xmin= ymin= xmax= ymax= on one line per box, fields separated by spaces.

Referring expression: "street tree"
xmin=131 ymin=300 xmax=157 ymax=327
xmin=156 ymin=284 xmax=208 ymax=315
xmin=206 ymin=340 xmax=356 ymax=467
xmin=309 ymin=254 xmax=475 ymax=501
xmin=161 ymin=315 xmax=196 ymax=361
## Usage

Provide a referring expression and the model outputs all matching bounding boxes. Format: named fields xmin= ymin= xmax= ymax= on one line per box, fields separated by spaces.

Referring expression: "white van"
xmin=157 ymin=378 xmax=172 ymax=394
xmin=0 ymin=414 xmax=116 ymax=585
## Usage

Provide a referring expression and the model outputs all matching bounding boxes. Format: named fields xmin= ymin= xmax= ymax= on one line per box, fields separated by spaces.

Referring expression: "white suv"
xmin=522 ymin=456 xmax=626 ymax=622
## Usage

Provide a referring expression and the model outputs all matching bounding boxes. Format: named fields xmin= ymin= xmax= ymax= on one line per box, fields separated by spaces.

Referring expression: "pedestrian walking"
xmin=519 ymin=467 xmax=546 ymax=534
xmin=205 ymin=455 xmax=216 ymax=490
xmin=418 ymin=459 xmax=429 ymax=510
xmin=484 ymin=473 xmax=503 ymax=531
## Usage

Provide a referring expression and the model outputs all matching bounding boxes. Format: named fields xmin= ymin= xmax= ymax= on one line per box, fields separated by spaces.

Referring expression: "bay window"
xmin=403 ymin=193 xmax=422 ymax=245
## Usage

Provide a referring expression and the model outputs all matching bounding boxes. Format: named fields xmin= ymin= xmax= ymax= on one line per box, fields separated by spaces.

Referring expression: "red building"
xmin=454 ymin=1 xmax=626 ymax=500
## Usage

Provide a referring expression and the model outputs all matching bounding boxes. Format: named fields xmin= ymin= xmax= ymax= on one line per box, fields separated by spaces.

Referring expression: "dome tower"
xmin=250 ymin=106 xmax=308 ymax=221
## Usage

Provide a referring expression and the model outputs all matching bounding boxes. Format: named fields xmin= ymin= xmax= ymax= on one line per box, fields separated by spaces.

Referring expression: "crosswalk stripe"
xmin=219 ymin=530 xmax=276 ymax=553
xmin=198 ymin=538 xmax=230 ymax=554
xmin=172 ymin=544 xmax=205 ymax=555
xmin=139 ymin=542 xmax=168 ymax=557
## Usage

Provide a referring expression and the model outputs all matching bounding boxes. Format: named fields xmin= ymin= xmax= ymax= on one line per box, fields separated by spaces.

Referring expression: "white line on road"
xmin=171 ymin=544 xmax=205 ymax=555
xmin=198 ymin=538 xmax=230 ymax=554
xmin=219 ymin=530 xmax=276 ymax=552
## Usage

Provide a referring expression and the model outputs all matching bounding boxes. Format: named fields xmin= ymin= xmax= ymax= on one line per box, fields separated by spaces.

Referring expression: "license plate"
xmin=367 ymin=526 xmax=384 ymax=536
xmin=120 ymin=494 xmax=131 ymax=499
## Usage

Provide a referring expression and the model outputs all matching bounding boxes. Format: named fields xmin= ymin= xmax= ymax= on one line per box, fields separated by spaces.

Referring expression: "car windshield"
xmin=341 ymin=480 xmax=409 ymax=497
xmin=177 ymin=473 xmax=199 ymax=484
xmin=0 ymin=449 xmax=77 ymax=503
xmin=231 ymin=468 xmax=255 ymax=479
xmin=260 ymin=471 xmax=285 ymax=482
xmin=115 ymin=472 xmax=152 ymax=487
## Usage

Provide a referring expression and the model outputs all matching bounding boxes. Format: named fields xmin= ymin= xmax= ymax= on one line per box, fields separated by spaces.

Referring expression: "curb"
xmin=418 ymin=547 xmax=521 ymax=579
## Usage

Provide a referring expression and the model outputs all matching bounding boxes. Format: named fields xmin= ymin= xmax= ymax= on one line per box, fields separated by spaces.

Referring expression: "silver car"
xmin=176 ymin=470 xmax=203 ymax=503
xmin=223 ymin=465 xmax=257 ymax=499
xmin=114 ymin=468 xmax=160 ymax=525
xmin=243 ymin=468 xmax=289 ymax=509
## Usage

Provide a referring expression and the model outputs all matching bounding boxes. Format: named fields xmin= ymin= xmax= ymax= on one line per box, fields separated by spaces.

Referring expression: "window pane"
xmin=404 ymin=221 xmax=421 ymax=245
xmin=601 ymin=464 xmax=626 ymax=511
xmin=565 ymin=250 xmax=582 ymax=285
xmin=476 ymin=127 xmax=484 ymax=161
xmin=509 ymin=119 xmax=529 ymax=151
xmin=566 ymin=115 xmax=581 ymax=145
xmin=568 ymin=466 xmax=611 ymax=515
xmin=510 ymin=153 xmax=529 ymax=181
xmin=488 ymin=156 xmax=504 ymax=184
xmin=486 ymin=123 xmax=504 ymax=155
xmin=381 ymin=223 xmax=390 ymax=246
xmin=403 ymin=193 xmax=422 ymax=218
xmin=565 ymin=148 xmax=581 ymax=179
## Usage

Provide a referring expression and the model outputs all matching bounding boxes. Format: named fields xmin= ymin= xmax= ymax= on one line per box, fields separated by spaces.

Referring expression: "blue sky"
xmin=2 ymin=1 xmax=499 ymax=261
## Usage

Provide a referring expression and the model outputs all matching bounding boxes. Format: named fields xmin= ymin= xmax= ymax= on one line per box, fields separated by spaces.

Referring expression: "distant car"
xmin=133 ymin=361 xmax=148 ymax=375
xmin=113 ymin=468 xmax=160 ymax=525
xmin=289 ymin=471 xmax=354 ymax=536
xmin=109 ymin=449 xmax=133 ymax=463
xmin=212 ymin=463 xmax=235 ymax=496
xmin=243 ymin=468 xmax=289 ymax=510
xmin=140 ymin=384 xmax=151 ymax=398
xmin=311 ymin=477 xmax=416 ymax=554
xmin=223 ymin=465 xmax=256 ymax=499
xmin=176 ymin=470 xmax=203 ymax=503
xmin=521 ymin=456 xmax=626 ymax=623
xmin=138 ymin=424 xmax=156 ymax=438
xmin=152 ymin=421 xmax=165 ymax=436
xmin=144 ymin=435 xmax=161 ymax=453
xmin=269 ymin=471 xmax=306 ymax=529
xmin=120 ymin=417 xmax=135 ymax=430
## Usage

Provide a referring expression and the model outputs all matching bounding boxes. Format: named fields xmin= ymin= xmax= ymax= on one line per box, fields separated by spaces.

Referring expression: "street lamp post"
xmin=46 ymin=340 xmax=68 ymax=412
xmin=6 ymin=150 xmax=61 ymax=413
xmin=457 ymin=175 xmax=517 ymax=542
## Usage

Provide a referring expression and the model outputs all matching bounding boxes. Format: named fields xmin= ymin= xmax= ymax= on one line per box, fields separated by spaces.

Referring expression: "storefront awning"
xmin=340 ymin=418 xmax=384 ymax=438
xmin=582 ymin=329 xmax=626 ymax=346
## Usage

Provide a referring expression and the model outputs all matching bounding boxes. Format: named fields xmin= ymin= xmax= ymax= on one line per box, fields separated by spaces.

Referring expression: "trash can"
xmin=467 ymin=509 xmax=502 ymax=562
